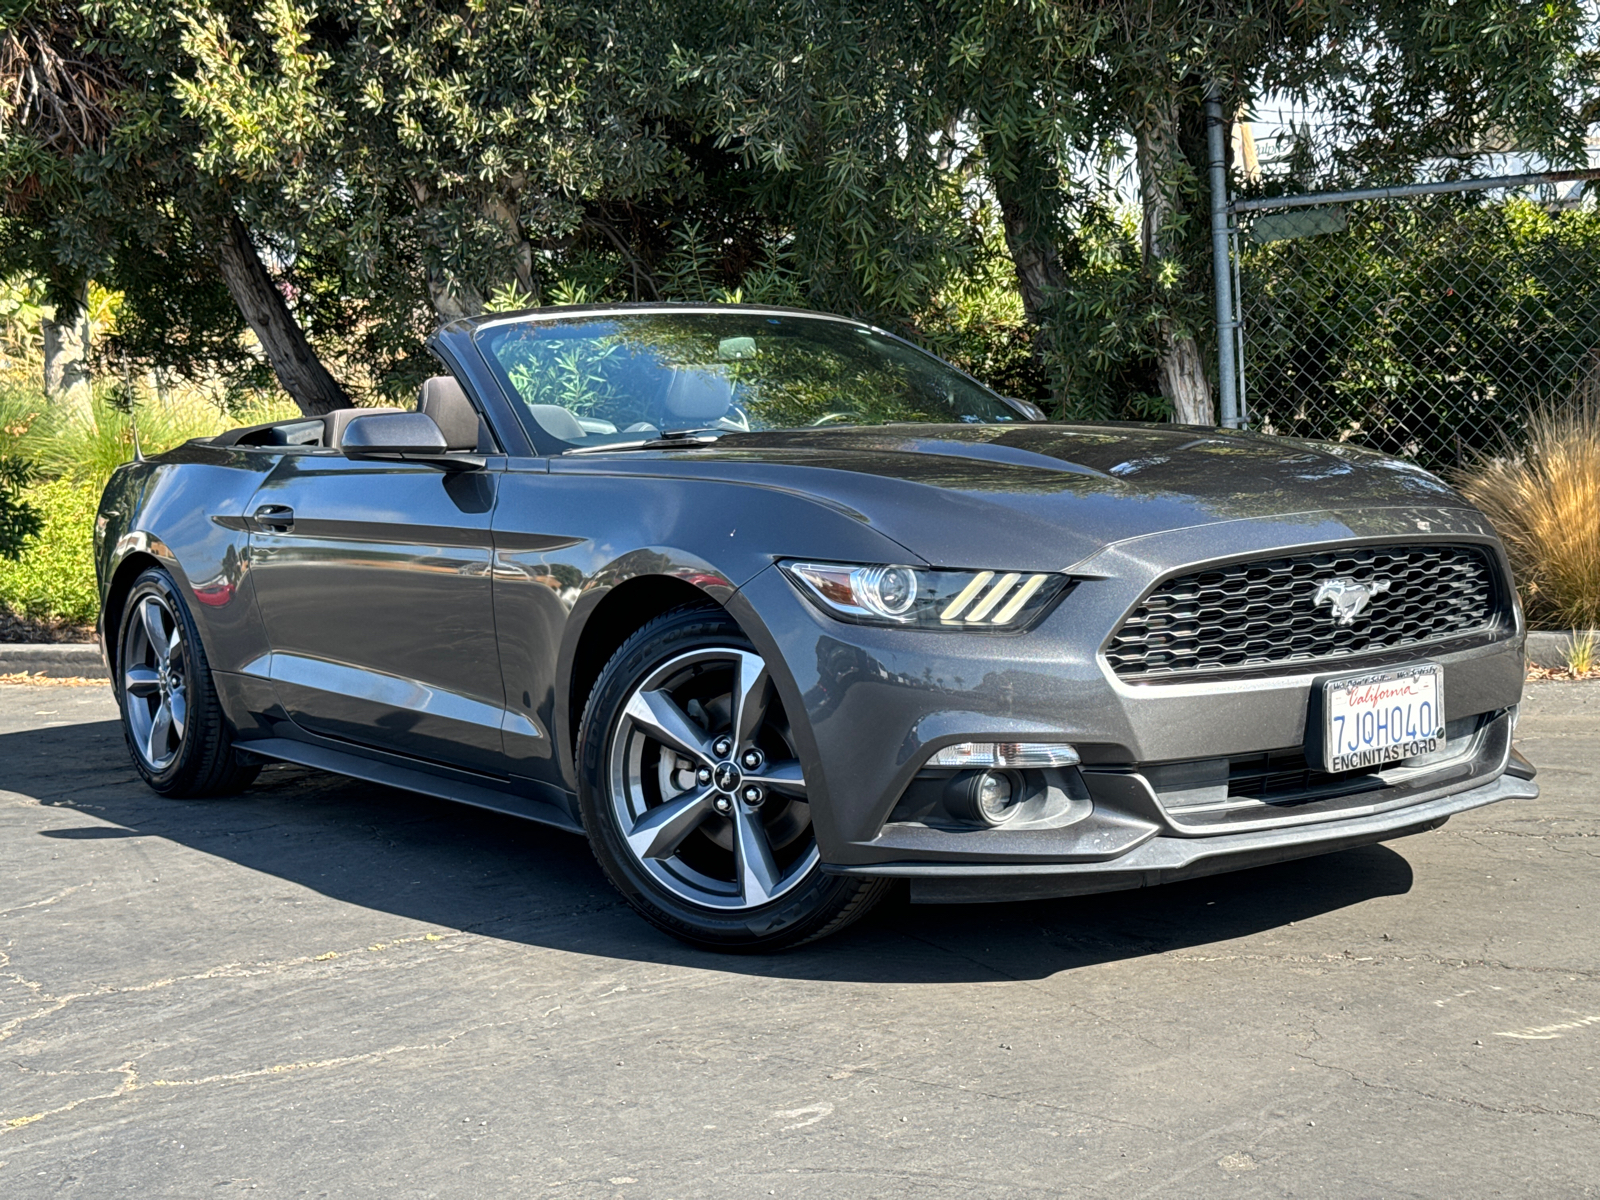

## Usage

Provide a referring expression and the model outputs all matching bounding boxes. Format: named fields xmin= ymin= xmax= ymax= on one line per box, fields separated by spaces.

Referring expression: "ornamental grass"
xmin=1454 ymin=403 xmax=1600 ymax=631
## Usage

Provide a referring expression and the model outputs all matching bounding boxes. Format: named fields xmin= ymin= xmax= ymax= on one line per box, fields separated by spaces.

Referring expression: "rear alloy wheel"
xmin=116 ymin=568 xmax=260 ymax=797
xmin=577 ymin=606 xmax=887 ymax=951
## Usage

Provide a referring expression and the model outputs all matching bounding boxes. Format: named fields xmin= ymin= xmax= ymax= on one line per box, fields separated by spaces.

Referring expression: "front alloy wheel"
xmin=577 ymin=606 xmax=887 ymax=951
xmin=610 ymin=645 xmax=817 ymax=911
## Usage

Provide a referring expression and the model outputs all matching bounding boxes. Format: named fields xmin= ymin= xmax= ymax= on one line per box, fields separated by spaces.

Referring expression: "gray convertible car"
xmin=95 ymin=304 xmax=1537 ymax=950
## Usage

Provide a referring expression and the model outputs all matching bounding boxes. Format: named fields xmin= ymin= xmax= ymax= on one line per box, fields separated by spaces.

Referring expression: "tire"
xmin=576 ymin=605 xmax=888 ymax=952
xmin=115 ymin=567 xmax=261 ymax=798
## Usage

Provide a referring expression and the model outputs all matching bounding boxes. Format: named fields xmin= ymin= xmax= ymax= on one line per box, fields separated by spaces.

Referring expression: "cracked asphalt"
xmin=1 ymin=682 xmax=1597 ymax=1198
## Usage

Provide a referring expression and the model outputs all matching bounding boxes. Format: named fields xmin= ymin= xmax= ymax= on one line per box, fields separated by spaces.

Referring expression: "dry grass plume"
xmin=1454 ymin=404 xmax=1600 ymax=631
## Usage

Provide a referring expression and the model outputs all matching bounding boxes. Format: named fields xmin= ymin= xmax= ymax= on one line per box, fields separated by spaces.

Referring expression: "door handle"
xmin=251 ymin=504 xmax=295 ymax=534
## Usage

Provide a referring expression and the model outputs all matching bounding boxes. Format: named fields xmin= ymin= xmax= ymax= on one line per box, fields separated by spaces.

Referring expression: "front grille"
xmin=1107 ymin=544 xmax=1500 ymax=679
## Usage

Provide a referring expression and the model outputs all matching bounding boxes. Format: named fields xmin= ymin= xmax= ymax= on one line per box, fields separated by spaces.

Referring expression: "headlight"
xmin=782 ymin=561 xmax=1070 ymax=630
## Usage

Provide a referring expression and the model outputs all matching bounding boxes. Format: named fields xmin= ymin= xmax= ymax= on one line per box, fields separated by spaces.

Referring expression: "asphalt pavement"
xmin=1 ymin=680 xmax=1596 ymax=1198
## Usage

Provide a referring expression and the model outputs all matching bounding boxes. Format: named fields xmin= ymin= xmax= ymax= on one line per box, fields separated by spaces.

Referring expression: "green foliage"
xmin=0 ymin=453 xmax=38 ymax=560
xmin=1241 ymin=195 xmax=1600 ymax=467
xmin=0 ymin=383 xmax=42 ymax=560
xmin=3 ymin=0 xmax=1596 ymax=423
xmin=0 ymin=477 xmax=99 ymax=623
xmin=504 ymin=338 xmax=627 ymax=417
xmin=0 ymin=373 xmax=297 ymax=622
xmin=16 ymin=384 xmax=297 ymax=490
xmin=909 ymin=223 xmax=1049 ymax=405
xmin=0 ymin=276 xmax=47 ymax=367
xmin=1044 ymin=204 xmax=1173 ymax=421
xmin=27 ymin=394 xmax=189 ymax=489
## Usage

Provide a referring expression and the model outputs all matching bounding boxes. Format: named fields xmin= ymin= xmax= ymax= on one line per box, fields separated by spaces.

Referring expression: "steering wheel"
xmin=809 ymin=412 xmax=859 ymax=427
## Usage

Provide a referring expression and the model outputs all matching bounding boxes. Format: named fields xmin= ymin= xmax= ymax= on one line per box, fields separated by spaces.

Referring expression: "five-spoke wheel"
xmin=609 ymin=646 xmax=817 ymax=911
xmin=114 ymin=567 xmax=260 ymax=797
xmin=122 ymin=591 xmax=189 ymax=772
xmin=578 ymin=605 xmax=888 ymax=951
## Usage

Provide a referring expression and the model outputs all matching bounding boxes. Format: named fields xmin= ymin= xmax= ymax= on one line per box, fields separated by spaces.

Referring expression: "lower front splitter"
xmin=824 ymin=771 xmax=1538 ymax=904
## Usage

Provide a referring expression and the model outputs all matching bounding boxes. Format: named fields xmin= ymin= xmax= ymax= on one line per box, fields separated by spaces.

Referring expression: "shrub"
xmin=1454 ymin=404 xmax=1600 ymax=631
xmin=23 ymin=392 xmax=287 ymax=490
xmin=0 ymin=478 xmax=102 ymax=625
xmin=1566 ymin=629 xmax=1596 ymax=677
xmin=0 ymin=386 xmax=43 ymax=559
xmin=0 ymin=383 xmax=300 ymax=626
xmin=0 ymin=453 xmax=40 ymax=560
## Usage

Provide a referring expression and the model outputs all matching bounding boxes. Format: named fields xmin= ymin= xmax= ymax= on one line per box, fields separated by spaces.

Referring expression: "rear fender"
xmin=96 ymin=451 xmax=281 ymax=679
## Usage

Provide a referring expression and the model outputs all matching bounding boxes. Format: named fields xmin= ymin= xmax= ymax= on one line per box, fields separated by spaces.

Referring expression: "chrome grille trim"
xmin=1107 ymin=544 xmax=1502 ymax=679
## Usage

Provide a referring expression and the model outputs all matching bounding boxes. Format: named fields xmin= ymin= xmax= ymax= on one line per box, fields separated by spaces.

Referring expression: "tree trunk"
xmin=1135 ymin=98 xmax=1215 ymax=426
xmin=41 ymin=278 xmax=91 ymax=418
xmin=212 ymin=213 xmax=351 ymax=416
xmin=483 ymin=191 xmax=536 ymax=300
xmin=423 ymin=269 xmax=486 ymax=324
xmin=408 ymin=181 xmax=535 ymax=321
xmin=1157 ymin=334 xmax=1211 ymax=425
xmin=984 ymin=131 xmax=1070 ymax=407
xmin=987 ymin=136 xmax=1068 ymax=326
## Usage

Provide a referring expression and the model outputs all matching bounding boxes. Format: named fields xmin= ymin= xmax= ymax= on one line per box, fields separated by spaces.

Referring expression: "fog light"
xmin=945 ymin=769 xmax=1023 ymax=826
xmin=976 ymin=772 xmax=1016 ymax=824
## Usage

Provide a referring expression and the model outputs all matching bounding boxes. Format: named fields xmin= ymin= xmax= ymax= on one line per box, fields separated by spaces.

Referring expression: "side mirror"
xmin=342 ymin=412 xmax=483 ymax=470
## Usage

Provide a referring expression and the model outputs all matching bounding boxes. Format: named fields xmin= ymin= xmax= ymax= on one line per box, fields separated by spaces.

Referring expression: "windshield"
xmin=474 ymin=310 xmax=1024 ymax=449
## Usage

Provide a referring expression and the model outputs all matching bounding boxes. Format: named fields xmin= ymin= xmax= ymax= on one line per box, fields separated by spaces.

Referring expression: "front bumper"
xmin=725 ymin=508 xmax=1529 ymax=876
xmin=826 ymin=770 xmax=1538 ymax=902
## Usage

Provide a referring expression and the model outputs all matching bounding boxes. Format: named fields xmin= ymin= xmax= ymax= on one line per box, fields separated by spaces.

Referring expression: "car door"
xmin=245 ymin=451 xmax=509 ymax=774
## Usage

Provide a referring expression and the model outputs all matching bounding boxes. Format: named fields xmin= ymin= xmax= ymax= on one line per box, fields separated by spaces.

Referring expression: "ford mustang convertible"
xmin=95 ymin=305 xmax=1538 ymax=950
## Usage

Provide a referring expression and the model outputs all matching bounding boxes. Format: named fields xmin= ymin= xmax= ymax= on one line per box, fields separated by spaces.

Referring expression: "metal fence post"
xmin=1205 ymin=83 xmax=1240 ymax=429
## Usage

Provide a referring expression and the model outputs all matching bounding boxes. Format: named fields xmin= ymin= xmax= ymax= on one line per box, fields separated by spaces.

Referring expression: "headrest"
xmin=662 ymin=368 xmax=734 ymax=425
xmin=417 ymin=375 xmax=481 ymax=451
xmin=526 ymin=404 xmax=588 ymax=441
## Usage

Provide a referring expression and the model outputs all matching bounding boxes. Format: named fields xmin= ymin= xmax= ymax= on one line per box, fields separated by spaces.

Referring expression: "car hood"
xmin=555 ymin=423 xmax=1488 ymax=571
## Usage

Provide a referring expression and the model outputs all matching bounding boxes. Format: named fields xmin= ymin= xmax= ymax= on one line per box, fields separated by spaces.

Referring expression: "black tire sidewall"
xmin=576 ymin=607 xmax=866 ymax=951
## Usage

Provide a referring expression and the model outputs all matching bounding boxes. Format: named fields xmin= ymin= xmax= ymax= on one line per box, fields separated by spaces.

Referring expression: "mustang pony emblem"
xmin=1313 ymin=577 xmax=1391 ymax=625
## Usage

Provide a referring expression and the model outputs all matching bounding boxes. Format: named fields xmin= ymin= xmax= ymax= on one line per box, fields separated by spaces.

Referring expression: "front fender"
xmin=491 ymin=467 xmax=919 ymax=790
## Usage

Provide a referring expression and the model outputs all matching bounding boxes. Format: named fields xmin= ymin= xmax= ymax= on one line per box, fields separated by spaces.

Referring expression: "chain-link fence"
xmin=1230 ymin=170 xmax=1600 ymax=473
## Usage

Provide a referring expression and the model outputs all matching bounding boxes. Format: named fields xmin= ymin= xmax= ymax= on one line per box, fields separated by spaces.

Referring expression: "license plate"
xmin=1318 ymin=665 xmax=1444 ymax=773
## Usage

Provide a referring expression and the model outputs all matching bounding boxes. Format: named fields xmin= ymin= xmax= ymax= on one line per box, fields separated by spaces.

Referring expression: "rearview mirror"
xmin=341 ymin=412 xmax=483 ymax=470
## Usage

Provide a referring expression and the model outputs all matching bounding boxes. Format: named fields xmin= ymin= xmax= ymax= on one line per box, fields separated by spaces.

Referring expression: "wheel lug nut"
xmin=742 ymin=785 xmax=764 ymax=806
xmin=713 ymin=737 xmax=732 ymax=758
xmin=696 ymin=766 xmax=713 ymax=785
xmin=714 ymin=796 xmax=733 ymax=814
xmin=741 ymin=749 xmax=763 ymax=770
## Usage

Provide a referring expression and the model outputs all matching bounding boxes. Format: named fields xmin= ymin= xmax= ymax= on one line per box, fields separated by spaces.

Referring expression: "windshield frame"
xmin=465 ymin=304 xmax=1038 ymax=456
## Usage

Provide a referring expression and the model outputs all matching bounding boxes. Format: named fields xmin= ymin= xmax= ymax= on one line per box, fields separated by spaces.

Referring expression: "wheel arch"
xmin=562 ymin=573 xmax=724 ymax=771
xmin=100 ymin=549 xmax=167 ymax=689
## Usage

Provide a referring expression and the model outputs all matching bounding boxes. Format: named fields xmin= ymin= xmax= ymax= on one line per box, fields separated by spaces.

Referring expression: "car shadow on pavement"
xmin=14 ymin=718 xmax=1415 ymax=984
